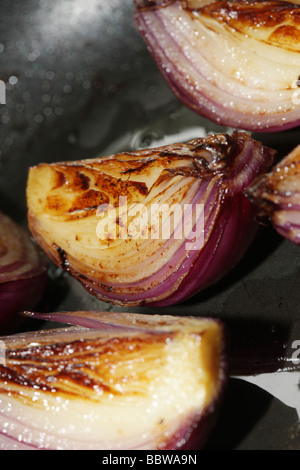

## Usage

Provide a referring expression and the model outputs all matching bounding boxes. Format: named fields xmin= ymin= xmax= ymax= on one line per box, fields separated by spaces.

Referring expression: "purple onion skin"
xmin=247 ymin=144 xmax=300 ymax=246
xmin=146 ymin=135 xmax=274 ymax=307
xmin=0 ymin=212 xmax=48 ymax=335
xmin=150 ymin=194 xmax=258 ymax=306
xmin=0 ymin=275 xmax=47 ymax=335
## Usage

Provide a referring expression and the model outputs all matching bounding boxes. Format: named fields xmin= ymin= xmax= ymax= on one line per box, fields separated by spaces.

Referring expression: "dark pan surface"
xmin=0 ymin=0 xmax=299 ymax=450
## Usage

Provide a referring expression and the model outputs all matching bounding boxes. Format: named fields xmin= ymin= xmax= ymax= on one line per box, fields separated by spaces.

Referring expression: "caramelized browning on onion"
xmin=26 ymin=132 xmax=274 ymax=307
xmin=0 ymin=312 xmax=227 ymax=450
xmin=201 ymin=1 xmax=300 ymax=51
xmin=0 ymin=331 xmax=172 ymax=400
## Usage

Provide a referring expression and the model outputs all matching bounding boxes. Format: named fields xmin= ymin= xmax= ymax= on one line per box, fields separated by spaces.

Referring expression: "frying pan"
xmin=0 ymin=0 xmax=299 ymax=450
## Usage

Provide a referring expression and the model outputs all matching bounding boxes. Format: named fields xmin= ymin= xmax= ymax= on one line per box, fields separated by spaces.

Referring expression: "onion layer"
xmin=0 ymin=212 xmax=48 ymax=334
xmin=247 ymin=144 xmax=300 ymax=245
xmin=26 ymin=131 xmax=275 ymax=307
xmin=135 ymin=0 xmax=300 ymax=132
xmin=0 ymin=311 xmax=226 ymax=450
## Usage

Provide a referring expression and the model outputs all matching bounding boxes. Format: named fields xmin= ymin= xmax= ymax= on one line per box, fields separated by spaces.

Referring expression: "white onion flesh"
xmin=135 ymin=0 xmax=300 ymax=131
xmin=0 ymin=312 xmax=226 ymax=450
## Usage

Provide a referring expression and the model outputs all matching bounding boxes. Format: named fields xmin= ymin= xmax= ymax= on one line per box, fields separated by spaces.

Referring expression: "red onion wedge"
xmin=135 ymin=0 xmax=300 ymax=132
xmin=0 ymin=211 xmax=48 ymax=334
xmin=0 ymin=311 xmax=227 ymax=450
xmin=26 ymin=131 xmax=275 ymax=307
xmin=247 ymin=144 xmax=300 ymax=245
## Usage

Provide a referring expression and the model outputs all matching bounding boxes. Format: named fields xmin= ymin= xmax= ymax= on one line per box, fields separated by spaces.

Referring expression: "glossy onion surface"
xmin=135 ymin=0 xmax=300 ymax=132
xmin=0 ymin=312 xmax=226 ymax=450
xmin=26 ymin=131 xmax=275 ymax=307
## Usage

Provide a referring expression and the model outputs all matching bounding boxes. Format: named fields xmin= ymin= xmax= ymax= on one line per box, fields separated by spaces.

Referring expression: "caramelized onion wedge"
xmin=247 ymin=144 xmax=300 ymax=245
xmin=0 ymin=212 xmax=48 ymax=334
xmin=135 ymin=0 xmax=300 ymax=132
xmin=0 ymin=312 xmax=227 ymax=450
xmin=27 ymin=132 xmax=274 ymax=306
xmin=26 ymin=131 xmax=275 ymax=307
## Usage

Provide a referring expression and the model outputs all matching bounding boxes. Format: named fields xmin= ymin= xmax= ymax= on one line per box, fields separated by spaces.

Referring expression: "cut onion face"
xmin=0 ymin=311 xmax=227 ymax=450
xmin=26 ymin=131 xmax=275 ymax=307
xmin=0 ymin=212 xmax=48 ymax=334
xmin=247 ymin=144 xmax=300 ymax=245
xmin=135 ymin=0 xmax=300 ymax=132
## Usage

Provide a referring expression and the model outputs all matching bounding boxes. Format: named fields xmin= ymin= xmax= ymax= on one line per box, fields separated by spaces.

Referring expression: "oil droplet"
xmin=28 ymin=52 xmax=38 ymax=62
xmin=8 ymin=76 xmax=18 ymax=85
xmin=34 ymin=114 xmax=43 ymax=124
xmin=46 ymin=70 xmax=55 ymax=80
xmin=44 ymin=107 xmax=53 ymax=116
